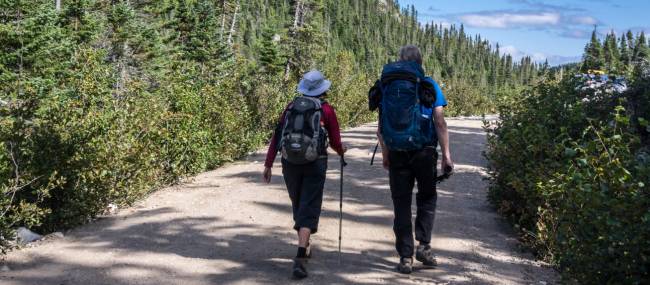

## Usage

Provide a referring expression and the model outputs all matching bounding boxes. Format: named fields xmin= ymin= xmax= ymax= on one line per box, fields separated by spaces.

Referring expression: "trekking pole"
xmin=435 ymin=165 xmax=454 ymax=183
xmin=338 ymin=155 xmax=347 ymax=264
xmin=370 ymin=143 xmax=379 ymax=166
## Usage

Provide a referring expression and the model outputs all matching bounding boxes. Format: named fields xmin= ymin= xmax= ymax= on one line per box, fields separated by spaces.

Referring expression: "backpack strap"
xmin=420 ymin=78 xmax=438 ymax=108
xmin=368 ymin=79 xmax=383 ymax=111
xmin=381 ymin=71 xmax=424 ymax=105
xmin=380 ymin=72 xmax=420 ymax=85
xmin=301 ymin=96 xmax=323 ymax=110
xmin=277 ymin=105 xmax=292 ymax=152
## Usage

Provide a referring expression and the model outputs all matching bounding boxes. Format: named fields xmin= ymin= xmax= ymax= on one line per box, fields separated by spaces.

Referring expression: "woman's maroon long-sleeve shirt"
xmin=264 ymin=101 xmax=343 ymax=168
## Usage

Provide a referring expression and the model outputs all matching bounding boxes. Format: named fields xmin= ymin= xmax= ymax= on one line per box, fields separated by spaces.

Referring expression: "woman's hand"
xmin=263 ymin=167 xmax=272 ymax=183
xmin=338 ymin=144 xmax=348 ymax=156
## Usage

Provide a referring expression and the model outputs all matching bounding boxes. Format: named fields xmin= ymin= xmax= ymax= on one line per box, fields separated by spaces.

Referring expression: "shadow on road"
xmin=1 ymin=122 xmax=556 ymax=285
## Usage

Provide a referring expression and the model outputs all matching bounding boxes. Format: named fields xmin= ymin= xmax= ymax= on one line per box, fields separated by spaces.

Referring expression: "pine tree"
xmin=283 ymin=0 xmax=326 ymax=81
xmin=582 ymin=29 xmax=605 ymax=72
xmin=633 ymin=31 xmax=649 ymax=63
xmin=0 ymin=0 xmax=546 ymax=240
xmin=258 ymin=27 xmax=285 ymax=75
xmin=620 ymin=33 xmax=631 ymax=73
xmin=603 ymin=31 xmax=621 ymax=73
xmin=626 ymin=30 xmax=635 ymax=50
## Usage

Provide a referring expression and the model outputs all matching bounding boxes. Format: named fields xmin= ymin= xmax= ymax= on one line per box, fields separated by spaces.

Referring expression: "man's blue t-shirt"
xmin=426 ymin=77 xmax=447 ymax=108
xmin=420 ymin=77 xmax=447 ymax=119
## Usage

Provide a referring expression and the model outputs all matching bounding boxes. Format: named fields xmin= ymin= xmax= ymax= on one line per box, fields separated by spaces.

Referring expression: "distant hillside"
xmin=235 ymin=0 xmax=543 ymax=114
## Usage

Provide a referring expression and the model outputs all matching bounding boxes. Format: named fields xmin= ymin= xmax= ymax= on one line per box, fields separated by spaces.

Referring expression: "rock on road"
xmin=1 ymin=118 xmax=558 ymax=285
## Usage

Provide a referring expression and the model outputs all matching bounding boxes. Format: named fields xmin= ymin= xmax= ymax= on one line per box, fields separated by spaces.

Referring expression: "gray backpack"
xmin=280 ymin=96 xmax=327 ymax=164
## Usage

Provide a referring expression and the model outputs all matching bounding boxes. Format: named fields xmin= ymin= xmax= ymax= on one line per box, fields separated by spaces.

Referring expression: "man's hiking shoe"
xmin=292 ymin=258 xmax=308 ymax=279
xmin=397 ymin=257 xmax=413 ymax=274
xmin=416 ymin=244 xmax=438 ymax=266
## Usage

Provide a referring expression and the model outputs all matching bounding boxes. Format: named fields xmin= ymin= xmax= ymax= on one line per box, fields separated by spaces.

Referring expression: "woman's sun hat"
xmin=297 ymin=70 xmax=332 ymax=97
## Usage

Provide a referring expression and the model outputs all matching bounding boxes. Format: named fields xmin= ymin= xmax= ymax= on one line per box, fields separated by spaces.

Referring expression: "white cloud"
xmin=434 ymin=21 xmax=453 ymax=30
xmin=446 ymin=9 xmax=602 ymax=38
xmin=570 ymin=16 xmax=598 ymax=25
xmin=460 ymin=12 xmax=561 ymax=28
xmin=499 ymin=45 xmax=581 ymax=66
xmin=531 ymin=52 xmax=547 ymax=62
xmin=560 ymin=29 xmax=591 ymax=39
xmin=546 ymin=55 xmax=582 ymax=66
xmin=500 ymin=45 xmax=524 ymax=57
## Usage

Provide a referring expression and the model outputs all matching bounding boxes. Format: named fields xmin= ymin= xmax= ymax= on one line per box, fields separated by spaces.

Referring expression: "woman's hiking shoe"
xmin=292 ymin=258 xmax=308 ymax=279
xmin=416 ymin=244 xmax=438 ymax=266
xmin=397 ymin=257 xmax=413 ymax=274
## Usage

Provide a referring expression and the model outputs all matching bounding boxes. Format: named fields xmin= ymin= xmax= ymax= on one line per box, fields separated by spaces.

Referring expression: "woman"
xmin=262 ymin=70 xmax=346 ymax=279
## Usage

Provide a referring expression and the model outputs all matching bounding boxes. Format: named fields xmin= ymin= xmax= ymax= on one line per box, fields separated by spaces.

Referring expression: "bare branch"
xmin=227 ymin=1 xmax=240 ymax=46
xmin=1 ymin=143 xmax=41 ymax=219
xmin=284 ymin=0 xmax=303 ymax=81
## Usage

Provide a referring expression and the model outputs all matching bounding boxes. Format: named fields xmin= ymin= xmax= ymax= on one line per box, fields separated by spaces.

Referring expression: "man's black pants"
xmin=388 ymin=147 xmax=438 ymax=258
xmin=281 ymin=158 xmax=327 ymax=234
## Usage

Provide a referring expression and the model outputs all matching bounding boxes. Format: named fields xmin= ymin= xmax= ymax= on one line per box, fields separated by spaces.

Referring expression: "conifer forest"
xmin=1 ymin=0 xmax=648 ymax=284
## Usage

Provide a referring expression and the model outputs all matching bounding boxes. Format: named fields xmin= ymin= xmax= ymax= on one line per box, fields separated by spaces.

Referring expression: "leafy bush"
xmin=485 ymin=68 xmax=650 ymax=283
xmin=0 ymin=1 xmax=376 ymax=254
xmin=0 ymin=0 xmax=525 ymax=255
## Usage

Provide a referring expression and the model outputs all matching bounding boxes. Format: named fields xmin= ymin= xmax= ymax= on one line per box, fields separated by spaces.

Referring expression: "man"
xmin=262 ymin=70 xmax=346 ymax=279
xmin=376 ymin=45 xmax=454 ymax=274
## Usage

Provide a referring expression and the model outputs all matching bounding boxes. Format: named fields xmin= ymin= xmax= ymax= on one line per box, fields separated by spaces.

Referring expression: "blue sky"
xmin=398 ymin=0 xmax=650 ymax=65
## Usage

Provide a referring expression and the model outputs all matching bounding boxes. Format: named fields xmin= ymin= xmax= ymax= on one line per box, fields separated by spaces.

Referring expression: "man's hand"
xmin=441 ymin=156 xmax=454 ymax=174
xmin=263 ymin=167 xmax=272 ymax=183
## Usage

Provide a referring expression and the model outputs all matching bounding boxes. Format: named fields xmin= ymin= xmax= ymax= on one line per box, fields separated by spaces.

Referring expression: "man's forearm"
xmin=377 ymin=130 xmax=388 ymax=156
xmin=435 ymin=120 xmax=450 ymax=159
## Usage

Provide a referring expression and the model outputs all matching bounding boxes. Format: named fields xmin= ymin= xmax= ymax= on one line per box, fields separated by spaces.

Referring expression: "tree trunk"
xmin=56 ymin=0 xmax=62 ymax=11
xmin=220 ymin=0 xmax=227 ymax=40
xmin=227 ymin=1 xmax=239 ymax=45
xmin=284 ymin=0 xmax=303 ymax=81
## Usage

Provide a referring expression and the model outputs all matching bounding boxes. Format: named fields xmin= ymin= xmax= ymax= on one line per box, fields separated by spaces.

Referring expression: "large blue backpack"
xmin=379 ymin=61 xmax=436 ymax=151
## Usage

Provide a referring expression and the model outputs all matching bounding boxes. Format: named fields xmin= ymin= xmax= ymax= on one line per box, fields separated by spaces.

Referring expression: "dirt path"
xmin=1 ymin=118 xmax=558 ymax=285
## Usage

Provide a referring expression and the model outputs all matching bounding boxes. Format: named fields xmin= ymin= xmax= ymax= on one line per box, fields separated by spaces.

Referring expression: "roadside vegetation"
xmin=486 ymin=30 xmax=650 ymax=283
xmin=0 ymin=1 xmax=540 ymax=254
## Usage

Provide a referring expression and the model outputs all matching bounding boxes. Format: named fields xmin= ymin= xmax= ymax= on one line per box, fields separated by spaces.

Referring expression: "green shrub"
xmin=485 ymin=70 xmax=650 ymax=283
xmin=0 ymin=0 xmax=524 ymax=256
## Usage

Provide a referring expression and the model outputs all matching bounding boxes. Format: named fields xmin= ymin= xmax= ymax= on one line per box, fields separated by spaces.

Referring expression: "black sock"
xmin=419 ymin=242 xmax=430 ymax=247
xmin=296 ymin=247 xmax=307 ymax=258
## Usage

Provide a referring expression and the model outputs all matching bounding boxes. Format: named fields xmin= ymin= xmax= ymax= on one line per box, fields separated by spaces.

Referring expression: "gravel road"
xmin=1 ymin=118 xmax=558 ymax=285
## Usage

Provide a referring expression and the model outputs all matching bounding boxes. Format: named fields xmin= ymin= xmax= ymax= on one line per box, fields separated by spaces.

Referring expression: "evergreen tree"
xmin=257 ymin=27 xmax=285 ymax=75
xmin=633 ymin=31 xmax=649 ymax=63
xmin=619 ymin=33 xmax=631 ymax=73
xmin=626 ymin=30 xmax=635 ymax=50
xmin=603 ymin=31 xmax=621 ymax=73
xmin=0 ymin=0 xmax=544 ymax=241
xmin=582 ymin=29 xmax=605 ymax=72
xmin=283 ymin=0 xmax=326 ymax=81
